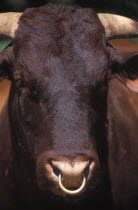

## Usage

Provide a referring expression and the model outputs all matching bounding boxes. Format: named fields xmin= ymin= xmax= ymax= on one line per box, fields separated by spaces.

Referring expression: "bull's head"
xmin=0 ymin=5 xmax=138 ymax=202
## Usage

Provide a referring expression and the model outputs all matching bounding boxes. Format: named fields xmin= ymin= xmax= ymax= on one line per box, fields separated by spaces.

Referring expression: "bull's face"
xmin=9 ymin=6 xmax=111 ymax=197
xmin=0 ymin=4 xmax=138 ymax=200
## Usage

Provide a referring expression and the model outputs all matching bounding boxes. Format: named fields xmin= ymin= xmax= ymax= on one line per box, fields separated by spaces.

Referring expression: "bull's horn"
xmin=0 ymin=12 xmax=22 ymax=39
xmin=98 ymin=14 xmax=138 ymax=40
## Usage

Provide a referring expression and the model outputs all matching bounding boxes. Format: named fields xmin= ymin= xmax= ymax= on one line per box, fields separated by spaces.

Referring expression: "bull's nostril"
xmin=83 ymin=159 xmax=95 ymax=177
xmin=52 ymin=165 xmax=60 ymax=177
xmin=49 ymin=161 xmax=61 ymax=177
xmin=83 ymin=163 xmax=90 ymax=177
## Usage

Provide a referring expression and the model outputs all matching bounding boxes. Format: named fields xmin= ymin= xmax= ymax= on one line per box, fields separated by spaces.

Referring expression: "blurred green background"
xmin=0 ymin=0 xmax=138 ymax=51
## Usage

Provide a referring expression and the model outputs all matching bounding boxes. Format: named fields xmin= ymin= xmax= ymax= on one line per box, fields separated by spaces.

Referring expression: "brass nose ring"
xmin=58 ymin=173 xmax=86 ymax=195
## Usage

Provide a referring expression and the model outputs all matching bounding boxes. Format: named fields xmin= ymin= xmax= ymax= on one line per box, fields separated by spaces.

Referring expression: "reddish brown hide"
xmin=0 ymin=80 xmax=10 ymax=114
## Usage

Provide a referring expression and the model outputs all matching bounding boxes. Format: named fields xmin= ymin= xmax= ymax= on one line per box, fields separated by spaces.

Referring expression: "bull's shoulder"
xmin=0 ymin=99 xmax=11 ymax=160
xmin=108 ymin=77 xmax=138 ymax=209
xmin=0 ymin=80 xmax=11 ymax=161
xmin=0 ymin=84 xmax=16 ymax=209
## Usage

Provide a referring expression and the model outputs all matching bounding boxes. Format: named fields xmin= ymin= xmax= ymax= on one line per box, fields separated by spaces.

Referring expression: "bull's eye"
xmin=15 ymin=79 xmax=24 ymax=89
xmin=29 ymin=90 xmax=40 ymax=103
xmin=15 ymin=79 xmax=30 ymax=96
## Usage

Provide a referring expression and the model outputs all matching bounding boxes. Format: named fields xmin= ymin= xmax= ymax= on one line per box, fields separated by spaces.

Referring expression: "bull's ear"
xmin=126 ymin=79 xmax=138 ymax=93
xmin=112 ymin=52 xmax=138 ymax=93
xmin=0 ymin=46 xmax=14 ymax=81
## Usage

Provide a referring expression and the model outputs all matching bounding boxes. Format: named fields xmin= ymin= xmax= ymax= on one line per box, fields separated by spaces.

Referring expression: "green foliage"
xmin=0 ymin=39 xmax=12 ymax=52
xmin=131 ymin=38 xmax=138 ymax=43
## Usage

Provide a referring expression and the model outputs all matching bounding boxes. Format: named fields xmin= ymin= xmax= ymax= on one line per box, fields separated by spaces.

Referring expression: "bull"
xmin=0 ymin=4 xmax=138 ymax=210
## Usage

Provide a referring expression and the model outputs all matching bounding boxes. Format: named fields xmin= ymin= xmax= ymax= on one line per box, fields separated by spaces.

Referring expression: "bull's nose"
xmin=51 ymin=160 xmax=89 ymax=195
xmin=46 ymin=158 xmax=96 ymax=195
